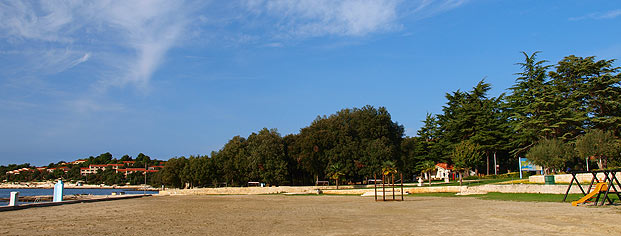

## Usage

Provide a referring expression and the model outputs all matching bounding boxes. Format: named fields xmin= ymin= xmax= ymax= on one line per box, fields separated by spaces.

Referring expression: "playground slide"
xmin=572 ymin=182 xmax=608 ymax=206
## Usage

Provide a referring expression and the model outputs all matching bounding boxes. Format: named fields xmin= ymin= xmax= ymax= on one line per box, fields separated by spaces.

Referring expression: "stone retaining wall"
xmin=160 ymin=184 xmax=579 ymax=196
xmin=468 ymin=184 xmax=581 ymax=194
xmin=160 ymin=186 xmax=335 ymax=195
xmin=528 ymin=173 xmax=621 ymax=184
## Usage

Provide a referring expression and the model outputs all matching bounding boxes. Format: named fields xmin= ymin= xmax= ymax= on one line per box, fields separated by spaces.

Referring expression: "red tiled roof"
xmin=117 ymin=168 xmax=159 ymax=173
xmin=125 ymin=168 xmax=147 ymax=171
xmin=436 ymin=163 xmax=453 ymax=170
xmin=90 ymin=164 xmax=108 ymax=167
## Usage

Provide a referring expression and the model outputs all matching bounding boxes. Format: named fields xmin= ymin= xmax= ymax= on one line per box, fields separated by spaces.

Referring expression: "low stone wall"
xmin=160 ymin=186 xmax=467 ymax=196
xmin=529 ymin=173 xmax=621 ymax=184
xmin=161 ymin=184 xmax=578 ymax=196
xmin=468 ymin=184 xmax=581 ymax=194
xmin=160 ymin=186 xmax=335 ymax=195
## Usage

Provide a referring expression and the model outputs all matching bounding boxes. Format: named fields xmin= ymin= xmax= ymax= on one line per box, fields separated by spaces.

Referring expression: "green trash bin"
xmin=544 ymin=175 xmax=555 ymax=185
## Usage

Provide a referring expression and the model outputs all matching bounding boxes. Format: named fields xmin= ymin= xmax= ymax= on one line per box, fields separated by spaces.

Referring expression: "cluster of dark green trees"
xmin=159 ymin=106 xmax=405 ymax=188
xmin=4 ymin=52 xmax=620 ymax=188
xmin=157 ymin=52 xmax=621 ymax=188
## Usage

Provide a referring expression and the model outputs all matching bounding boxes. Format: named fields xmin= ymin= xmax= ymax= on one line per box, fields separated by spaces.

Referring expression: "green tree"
xmin=416 ymin=114 xmax=443 ymax=165
xmin=294 ymin=105 xmax=404 ymax=183
xmin=213 ymin=136 xmax=249 ymax=186
xmin=400 ymin=136 xmax=427 ymax=180
xmin=93 ymin=152 xmax=113 ymax=164
xmin=526 ymin=139 xmax=570 ymax=174
xmin=120 ymin=155 xmax=133 ymax=162
xmin=418 ymin=160 xmax=436 ymax=186
xmin=135 ymin=153 xmax=151 ymax=168
xmin=451 ymin=140 xmax=483 ymax=185
xmin=505 ymin=51 xmax=552 ymax=157
xmin=160 ymin=157 xmax=188 ymax=188
xmin=437 ymin=80 xmax=509 ymax=174
xmin=246 ymin=128 xmax=288 ymax=186
xmin=575 ymin=129 xmax=620 ymax=169
xmin=327 ymin=163 xmax=345 ymax=189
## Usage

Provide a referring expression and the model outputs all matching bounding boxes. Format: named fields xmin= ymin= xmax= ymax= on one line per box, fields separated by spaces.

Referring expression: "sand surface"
xmin=1 ymin=195 xmax=620 ymax=235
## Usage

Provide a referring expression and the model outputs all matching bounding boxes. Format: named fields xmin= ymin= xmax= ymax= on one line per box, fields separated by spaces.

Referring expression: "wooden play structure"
xmin=563 ymin=169 xmax=621 ymax=206
xmin=373 ymin=171 xmax=404 ymax=201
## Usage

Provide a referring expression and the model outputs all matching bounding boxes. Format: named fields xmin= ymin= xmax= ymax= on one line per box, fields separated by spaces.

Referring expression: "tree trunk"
xmin=459 ymin=171 xmax=463 ymax=186
xmin=336 ymin=178 xmax=339 ymax=190
xmin=486 ymin=152 xmax=490 ymax=176
xmin=428 ymin=171 xmax=431 ymax=186
xmin=493 ymin=151 xmax=497 ymax=175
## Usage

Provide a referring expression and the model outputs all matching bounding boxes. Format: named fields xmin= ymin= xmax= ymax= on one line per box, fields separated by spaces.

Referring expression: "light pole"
xmin=144 ymin=162 xmax=147 ymax=195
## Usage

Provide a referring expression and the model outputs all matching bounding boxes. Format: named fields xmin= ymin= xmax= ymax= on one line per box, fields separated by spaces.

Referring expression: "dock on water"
xmin=0 ymin=194 xmax=151 ymax=212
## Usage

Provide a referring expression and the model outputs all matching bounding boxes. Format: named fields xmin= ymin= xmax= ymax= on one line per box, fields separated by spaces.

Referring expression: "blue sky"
xmin=1 ymin=0 xmax=620 ymax=166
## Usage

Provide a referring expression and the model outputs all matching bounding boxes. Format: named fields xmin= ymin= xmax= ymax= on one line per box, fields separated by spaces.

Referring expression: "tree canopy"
xmin=5 ymin=52 xmax=621 ymax=187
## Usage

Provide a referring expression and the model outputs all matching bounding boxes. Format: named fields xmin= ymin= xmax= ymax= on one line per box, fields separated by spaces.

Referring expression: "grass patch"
xmin=478 ymin=192 xmax=581 ymax=202
xmin=405 ymin=192 xmax=462 ymax=198
xmin=406 ymin=192 xmax=621 ymax=203
xmin=433 ymin=178 xmax=516 ymax=187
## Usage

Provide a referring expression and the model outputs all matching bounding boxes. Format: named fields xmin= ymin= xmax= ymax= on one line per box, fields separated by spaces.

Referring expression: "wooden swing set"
xmin=563 ymin=168 xmax=621 ymax=206
xmin=373 ymin=171 xmax=404 ymax=201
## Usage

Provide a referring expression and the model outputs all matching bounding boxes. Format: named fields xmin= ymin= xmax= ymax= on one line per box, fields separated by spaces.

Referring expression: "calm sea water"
xmin=0 ymin=188 xmax=158 ymax=200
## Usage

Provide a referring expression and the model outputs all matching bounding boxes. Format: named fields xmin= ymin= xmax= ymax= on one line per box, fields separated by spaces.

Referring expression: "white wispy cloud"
xmin=1 ymin=0 xmax=468 ymax=116
xmin=67 ymin=53 xmax=90 ymax=70
xmin=93 ymin=0 xmax=192 ymax=89
xmin=408 ymin=0 xmax=468 ymax=18
xmin=1 ymin=0 xmax=468 ymax=92
xmin=242 ymin=0 xmax=402 ymax=38
xmin=570 ymin=9 xmax=621 ymax=21
xmin=0 ymin=0 xmax=194 ymax=90
xmin=0 ymin=1 xmax=82 ymax=42
xmin=67 ymin=97 xmax=126 ymax=113
xmin=0 ymin=48 xmax=89 ymax=78
xmin=239 ymin=0 xmax=467 ymax=39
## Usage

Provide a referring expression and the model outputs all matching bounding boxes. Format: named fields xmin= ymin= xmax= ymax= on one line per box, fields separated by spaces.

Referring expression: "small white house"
xmin=434 ymin=163 xmax=452 ymax=180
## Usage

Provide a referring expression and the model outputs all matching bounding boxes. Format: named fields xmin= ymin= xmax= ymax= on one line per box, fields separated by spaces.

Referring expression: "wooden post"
xmin=563 ymin=173 xmax=576 ymax=202
xmin=599 ymin=171 xmax=614 ymax=206
xmin=374 ymin=173 xmax=377 ymax=201
xmin=610 ymin=170 xmax=621 ymax=201
xmin=392 ymin=173 xmax=395 ymax=200
xmin=400 ymin=173 xmax=404 ymax=201
xmin=382 ymin=174 xmax=385 ymax=201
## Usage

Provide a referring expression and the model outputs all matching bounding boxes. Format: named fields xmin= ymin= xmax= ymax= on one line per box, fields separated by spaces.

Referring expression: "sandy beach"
xmin=1 ymin=195 xmax=620 ymax=235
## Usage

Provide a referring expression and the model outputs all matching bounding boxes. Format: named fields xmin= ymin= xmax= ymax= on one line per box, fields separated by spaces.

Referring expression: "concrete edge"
xmin=0 ymin=194 xmax=151 ymax=212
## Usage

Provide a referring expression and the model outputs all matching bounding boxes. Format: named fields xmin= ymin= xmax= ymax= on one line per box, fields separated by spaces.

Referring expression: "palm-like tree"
xmin=419 ymin=161 xmax=436 ymax=186
xmin=381 ymin=161 xmax=397 ymax=176
xmin=328 ymin=163 xmax=345 ymax=189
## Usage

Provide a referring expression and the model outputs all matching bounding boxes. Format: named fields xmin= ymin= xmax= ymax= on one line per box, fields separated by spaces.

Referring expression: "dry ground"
xmin=1 ymin=195 xmax=620 ymax=235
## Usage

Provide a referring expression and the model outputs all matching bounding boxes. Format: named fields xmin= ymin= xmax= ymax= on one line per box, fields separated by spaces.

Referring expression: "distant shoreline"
xmin=0 ymin=187 xmax=154 ymax=190
xmin=1 ymin=183 xmax=159 ymax=191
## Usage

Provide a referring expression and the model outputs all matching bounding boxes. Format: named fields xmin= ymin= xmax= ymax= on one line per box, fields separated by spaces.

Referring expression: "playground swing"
xmin=563 ymin=169 xmax=621 ymax=206
xmin=373 ymin=171 xmax=404 ymax=201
